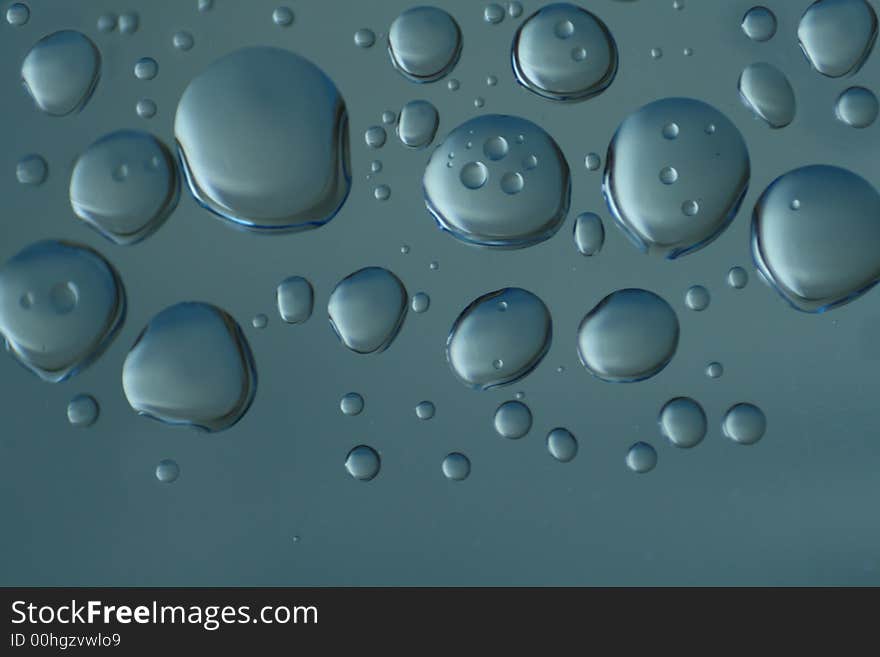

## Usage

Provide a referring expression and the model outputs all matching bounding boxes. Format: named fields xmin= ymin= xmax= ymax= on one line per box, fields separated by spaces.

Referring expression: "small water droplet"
xmin=251 ymin=313 xmax=268 ymax=329
xmin=626 ymin=442 xmax=657 ymax=473
xmin=659 ymin=166 xmax=678 ymax=185
xmin=67 ymin=394 xmax=99 ymax=427
xmin=328 ymin=267 xmax=407 ymax=354
xmin=662 ymin=122 xmax=679 ymax=139
xmin=276 ymin=276 xmax=314 ymax=324
xmin=134 ymin=57 xmax=159 ymax=80
xmin=741 ymin=6 xmax=777 ymax=42
xmin=573 ymin=212 xmax=605 ymax=256
xmin=198 ymin=0 xmax=214 ymax=12
xmin=21 ymin=31 xmax=101 ymax=116
xmin=388 ymin=6 xmax=462 ymax=82
xmin=415 ymin=400 xmax=435 ymax=420
xmin=835 ymin=86 xmax=879 ymax=128
xmin=411 ymin=292 xmax=430 ymax=313
xmin=272 ymin=6 xmax=294 ymax=27
xmin=136 ymin=98 xmax=157 ymax=119
xmin=659 ymin=397 xmax=706 ymax=448
xmin=683 ymin=47 xmax=693 ymax=56
xmin=474 ymin=96 xmax=485 ymax=108
xmin=97 ymin=14 xmax=117 ymax=33
xmin=354 ymin=28 xmax=376 ymax=48
xmin=345 ymin=445 xmax=380 ymax=481
xmin=486 ymin=74 xmax=498 ymax=86
xmin=373 ymin=184 xmax=391 ymax=201
xmin=397 ymin=100 xmax=439 ymax=148
xmin=16 ymin=154 xmax=48 ymax=186
xmin=442 ymin=452 xmax=471 ymax=480
xmin=155 ymin=459 xmax=180 ymax=483
xmin=447 ymin=78 xmax=460 ymax=91
xmin=507 ymin=2 xmax=523 ymax=19
xmin=500 ymin=171 xmax=524 ymax=194
xmin=706 ymin=361 xmax=724 ymax=378
xmin=681 ymin=199 xmax=700 ymax=216
xmin=340 ymin=392 xmax=364 ymax=416
xmin=584 ymin=152 xmax=601 ymax=170
xmin=651 ymin=47 xmax=663 ymax=59
xmin=547 ymin=428 xmax=578 ymax=462
xmin=119 ymin=12 xmax=139 ymax=34
xmin=429 ymin=261 xmax=439 ymax=271
xmin=722 ymin=403 xmax=766 ymax=445
xmin=727 ymin=266 xmax=748 ymax=289
xmin=172 ymin=31 xmax=194 ymax=51
xmin=494 ymin=400 xmax=532 ymax=439
xmin=6 ymin=2 xmax=29 ymax=26
xmin=685 ymin=285 xmax=710 ymax=311
xmin=365 ymin=125 xmax=387 ymax=149
xmin=484 ymin=3 xmax=505 ymax=24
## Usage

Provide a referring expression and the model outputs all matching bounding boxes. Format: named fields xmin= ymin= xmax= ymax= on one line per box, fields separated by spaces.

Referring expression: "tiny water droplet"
xmin=354 ymin=28 xmax=375 ymax=48
xmin=573 ymin=212 xmax=605 ymax=256
xmin=706 ymin=361 xmax=724 ymax=378
xmin=272 ymin=6 xmax=294 ymax=27
xmin=727 ymin=266 xmax=748 ymax=289
xmin=835 ymin=86 xmax=879 ymax=129
xmin=119 ymin=12 xmax=139 ymax=34
xmin=6 ymin=2 xmax=29 ymax=26
xmin=508 ymin=2 xmax=523 ymax=19
xmin=584 ymin=152 xmax=601 ymax=171
xmin=365 ymin=125 xmax=387 ymax=148
xmin=650 ymin=47 xmax=663 ymax=59
xmin=251 ymin=313 xmax=268 ymax=329
xmin=373 ymin=184 xmax=391 ymax=201
xmin=484 ymin=4 xmax=505 ymax=24
xmin=134 ymin=57 xmax=159 ymax=80
xmin=97 ymin=14 xmax=117 ymax=33
xmin=741 ymin=6 xmax=777 ymax=42
xmin=136 ymin=98 xmax=157 ymax=119
xmin=411 ymin=292 xmax=430 ymax=313
xmin=172 ymin=31 xmax=194 ymax=51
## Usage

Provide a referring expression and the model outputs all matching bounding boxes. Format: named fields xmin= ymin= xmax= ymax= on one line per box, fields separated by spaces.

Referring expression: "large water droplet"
xmin=70 ymin=130 xmax=179 ymax=245
xmin=573 ymin=212 xmax=605 ymax=255
xmin=276 ymin=276 xmax=313 ymax=324
xmin=752 ymin=165 xmax=880 ymax=312
xmin=397 ymin=99 xmax=439 ymax=148
xmin=442 ymin=452 xmax=471 ymax=480
xmin=175 ymin=47 xmax=350 ymax=231
xmin=0 ymin=241 xmax=125 ymax=382
xmin=345 ymin=445 xmax=380 ymax=481
xmin=626 ymin=442 xmax=657 ymax=473
xmin=797 ymin=0 xmax=877 ymax=78
xmin=604 ymin=97 xmax=750 ymax=258
xmin=67 ymin=393 xmax=99 ymax=427
xmin=738 ymin=62 xmax=796 ymax=128
xmin=155 ymin=459 xmax=180 ymax=483
xmin=388 ymin=6 xmax=462 ymax=83
xmin=547 ymin=428 xmax=578 ymax=462
xmin=722 ymin=402 xmax=766 ymax=445
xmin=512 ymin=3 xmax=618 ymax=101
xmin=447 ymin=288 xmax=552 ymax=389
xmin=16 ymin=154 xmax=48 ymax=186
xmin=425 ymin=115 xmax=570 ymax=248
xmin=577 ymin=288 xmax=679 ymax=382
xmin=21 ymin=31 xmax=101 ymax=116
xmin=659 ymin=397 xmax=706 ymax=448
xmin=835 ymin=86 xmax=879 ymax=128
xmin=122 ymin=302 xmax=257 ymax=432
xmin=493 ymin=400 xmax=532 ymax=439
xmin=328 ymin=267 xmax=407 ymax=354
xmin=741 ymin=6 xmax=777 ymax=42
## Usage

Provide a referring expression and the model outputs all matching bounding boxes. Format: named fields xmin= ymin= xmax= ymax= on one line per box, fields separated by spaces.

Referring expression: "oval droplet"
xmin=328 ymin=267 xmax=407 ymax=354
xmin=388 ymin=6 xmax=462 ymax=83
xmin=547 ymin=427 xmax=578 ymax=462
xmin=21 ymin=30 xmax=101 ymax=116
xmin=397 ymin=99 xmax=439 ymax=149
xmin=573 ymin=212 xmax=605 ymax=256
xmin=493 ymin=400 xmax=532 ymax=439
xmin=276 ymin=276 xmax=314 ymax=324
xmin=738 ymin=62 xmax=796 ymax=129
xmin=659 ymin=397 xmax=706 ymax=448
xmin=741 ymin=6 xmax=777 ymax=42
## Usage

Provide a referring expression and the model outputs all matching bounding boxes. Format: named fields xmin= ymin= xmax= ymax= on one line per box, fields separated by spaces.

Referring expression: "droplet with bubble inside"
xmin=494 ymin=400 xmax=532 ymax=439
xmin=276 ymin=276 xmax=313 ymax=324
xmin=21 ymin=30 xmax=101 ymax=116
xmin=387 ymin=6 xmax=462 ymax=83
xmin=797 ymin=0 xmax=877 ymax=78
xmin=328 ymin=267 xmax=407 ymax=354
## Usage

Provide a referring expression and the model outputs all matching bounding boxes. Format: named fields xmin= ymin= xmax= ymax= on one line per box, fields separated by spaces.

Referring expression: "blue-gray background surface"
xmin=1 ymin=0 xmax=879 ymax=585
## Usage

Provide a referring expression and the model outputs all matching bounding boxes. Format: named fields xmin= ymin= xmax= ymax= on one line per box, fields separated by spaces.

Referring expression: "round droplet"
xmin=547 ymin=428 xmax=578 ymax=462
xmin=172 ymin=31 xmax=194 ymax=51
xmin=706 ymin=361 xmax=724 ymax=378
xmin=251 ymin=313 xmax=268 ymax=329
xmin=508 ymin=1 xmax=524 ymax=18
xmin=67 ymin=394 xmax=99 ymax=427
xmin=411 ymin=292 xmax=430 ymax=313
xmin=573 ymin=212 xmax=605 ymax=256
xmin=722 ymin=403 xmax=766 ymax=445
xmin=474 ymin=96 xmax=485 ymax=108
xmin=365 ymin=125 xmax=387 ymax=148
xmin=373 ymin=184 xmax=391 ymax=201
xmin=6 ymin=3 xmax=29 ymax=26
xmin=577 ymin=288 xmax=679 ymax=383
xmin=650 ymin=47 xmax=663 ymax=59
xmin=16 ymin=154 xmax=48 ymax=186
xmin=388 ymin=6 xmax=462 ymax=83
xmin=727 ymin=266 xmax=749 ymax=289
xmin=198 ymin=0 xmax=214 ymax=12
xmin=175 ymin=47 xmax=350 ymax=232
xmin=371 ymin=160 xmax=383 ymax=174
xmin=345 ymin=445 xmax=380 ymax=481
xmin=119 ymin=12 xmax=139 ymax=34
xmin=798 ymin=0 xmax=877 ymax=77
xmin=684 ymin=285 xmax=710 ymax=311
xmin=397 ymin=100 xmax=439 ymax=149
xmin=354 ymin=28 xmax=376 ymax=48
xmin=276 ymin=276 xmax=313 ymax=324
xmin=673 ymin=0 xmax=685 ymax=10
xmin=659 ymin=397 xmax=706 ymax=448
xmin=626 ymin=442 xmax=657 ymax=473
xmin=493 ymin=400 xmax=532 ymax=439
xmin=97 ymin=14 xmax=116 ymax=33
xmin=340 ymin=392 xmax=364 ymax=416
xmin=272 ymin=6 xmax=294 ymax=27
xmin=442 ymin=452 xmax=471 ymax=480
xmin=70 ymin=130 xmax=179 ymax=245
xmin=585 ymin=152 xmax=601 ymax=170
xmin=415 ymin=400 xmax=435 ymax=420
xmin=21 ymin=31 xmax=101 ymax=116
xmin=835 ymin=86 xmax=879 ymax=128
xmin=447 ymin=288 xmax=551 ymax=390
xmin=425 ymin=115 xmax=570 ymax=248
xmin=155 ymin=459 xmax=180 ymax=483
xmin=429 ymin=261 xmax=439 ymax=271
xmin=136 ymin=98 xmax=157 ymax=119
xmin=134 ymin=57 xmax=158 ymax=80
xmin=447 ymin=78 xmax=460 ymax=91
xmin=122 ymin=302 xmax=257 ymax=432
xmin=683 ymin=47 xmax=693 ymax=56
xmin=484 ymin=3 xmax=505 ymax=24
xmin=741 ymin=6 xmax=777 ymax=42
xmin=659 ymin=166 xmax=678 ymax=185
xmin=512 ymin=3 xmax=618 ymax=101
xmin=738 ymin=62 xmax=796 ymax=129
xmin=752 ymin=165 xmax=880 ymax=312
xmin=381 ymin=110 xmax=397 ymax=125
xmin=0 ymin=241 xmax=125 ymax=382
xmin=328 ymin=267 xmax=407 ymax=354
xmin=486 ymin=74 xmax=498 ymax=86
xmin=604 ymin=97 xmax=750 ymax=258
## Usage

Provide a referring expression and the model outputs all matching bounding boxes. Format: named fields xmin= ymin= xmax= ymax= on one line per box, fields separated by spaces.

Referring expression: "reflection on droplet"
xmin=493 ymin=400 xmax=532 ymax=439
xmin=722 ymin=403 xmax=766 ymax=445
xmin=397 ymin=99 xmax=439 ymax=149
xmin=328 ymin=267 xmax=407 ymax=354
xmin=354 ymin=28 xmax=375 ymax=48
xmin=345 ymin=445 xmax=380 ymax=481
xmin=442 ymin=452 xmax=470 ymax=480
xmin=388 ymin=6 xmax=462 ymax=83
xmin=727 ymin=266 xmax=749 ymax=289
xmin=738 ymin=62 xmax=796 ymax=129
xmin=626 ymin=442 xmax=657 ymax=473
xmin=340 ymin=392 xmax=364 ymax=416
xmin=741 ymin=6 xmax=777 ymax=42
xmin=447 ymin=288 xmax=552 ymax=389
xmin=577 ymin=288 xmax=679 ymax=382
xmin=547 ymin=428 xmax=578 ymax=462
xmin=276 ymin=276 xmax=313 ymax=324
xmin=685 ymin=285 xmax=710 ymax=311
xmin=797 ymin=0 xmax=877 ymax=78
xmin=155 ymin=459 xmax=180 ymax=483
xmin=21 ymin=31 xmax=101 ymax=116
xmin=835 ymin=86 xmax=879 ymax=128
xmin=122 ymin=302 xmax=257 ymax=432
xmin=67 ymin=394 xmax=99 ymax=427
xmin=659 ymin=397 xmax=706 ymax=448
xmin=0 ymin=240 xmax=125 ymax=382
xmin=573 ymin=212 xmax=605 ymax=256
xmin=415 ymin=400 xmax=435 ymax=420
xmin=16 ymin=154 xmax=48 ymax=186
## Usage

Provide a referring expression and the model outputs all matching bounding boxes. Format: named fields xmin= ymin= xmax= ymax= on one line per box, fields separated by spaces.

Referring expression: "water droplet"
xmin=752 ymin=165 xmax=880 ymax=312
xmin=381 ymin=110 xmax=396 ymax=126
xmin=425 ymin=115 xmax=570 ymax=247
xmin=706 ymin=361 xmax=724 ymax=378
xmin=400 ymin=244 xmax=410 ymax=254
xmin=0 ymin=241 xmax=125 ymax=382
xmin=741 ymin=6 xmax=777 ymax=42
xmin=508 ymin=2 xmax=524 ymax=18
xmin=251 ymin=313 xmax=268 ymax=329
xmin=67 ymin=394 xmax=99 ymax=427
xmin=415 ymin=400 xmax=435 ymax=420
xmin=722 ymin=403 xmax=766 ymax=445
xmin=442 ymin=452 xmax=471 ymax=480
xmin=373 ymin=184 xmax=391 ymax=201
xmin=429 ymin=261 xmax=439 ymax=271
xmin=494 ymin=400 xmax=532 ymax=439
xmin=659 ymin=397 xmax=706 ymax=448
xmin=340 ymin=392 xmax=364 ymax=416
xmin=122 ymin=302 xmax=257 ymax=432
xmin=447 ymin=288 xmax=551 ymax=389
xmin=486 ymin=74 xmax=498 ymax=86
xmin=97 ymin=14 xmax=117 ymax=33
xmin=198 ymin=0 xmax=213 ymax=12
xmin=474 ymin=96 xmax=485 ymax=108
xmin=604 ymin=97 xmax=750 ymax=258
xmin=626 ymin=442 xmax=657 ymax=473
xmin=354 ymin=28 xmax=376 ymax=48
xmin=397 ymin=100 xmax=439 ymax=149
xmin=21 ymin=31 xmax=101 ymax=116
xmin=683 ymin=47 xmax=693 ymax=56
xmin=673 ymin=0 xmax=685 ymax=10
xmin=738 ymin=62 xmax=796 ymax=129
xmin=547 ymin=428 xmax=578 ymax=462
xmin=485 ymin=3 xmax=505 ymax=24
xmin=584 ymin=152 xmax=601 ymax=170
xmin=685 ymin=284 xmax=710 ymax=311
xmin=172 ymin=31 xmax=194 ymax=51
xmin=659 ymin=166 xmax=678 ymax=184
xmin=175 ymin=47 xmax=350 ymax=232
xmin=136 ymin=98 xmax=157 ymax=119
xmin=835 ymin=86 xmax=879 ymax=128
xmin=798 ymin=0 xmax=877 ymax=77
xmin=650 ymin=47 xmax=663 ymax=59
xmin=573 ymin=212 xmax=605 ymax=256
xmin=512 ymin=3 xmax=618 ymax=101
xmin=388 ymin=6 xmax=462 ymax=83
xmin=276 ymin=276 xmax=313 ymax=324
xmin=345 ymin=445 xmax=380 ymax=481
xmin=155 ymin=459 xmax=180 ymax=483
xmin=577 ymin=288 xmax=679 ymax=382
xmin=328 ymin=267 xmax=407 ymax=354
xmin=365 ymin=125 xmax=387 ymax=148
xmin=16 ymin=154 xmax=48 ymax=186
xmin=119 ymin=12 xmax=139 ymax=34
xmin=727 ymin=266 xmax=748 ymax=289
xmin=371 ymin=161 xmax=383 ymax=174
xmin=6 ymin=2 xmax=29 ymax=26
xmin=272 ymin=6 xmax=294 ymax=27
xmin=447 ymin=78 xmax=460 ymax=91
xmin=134 ymin=57 xmax=158 ymax=80
xmin=411 ymin=292 xmax=430 ymax=313
xmin=500 ymin=171 xmax=524 ymax=194
xmin=70 ymin=130 xmax=178 ymax=245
